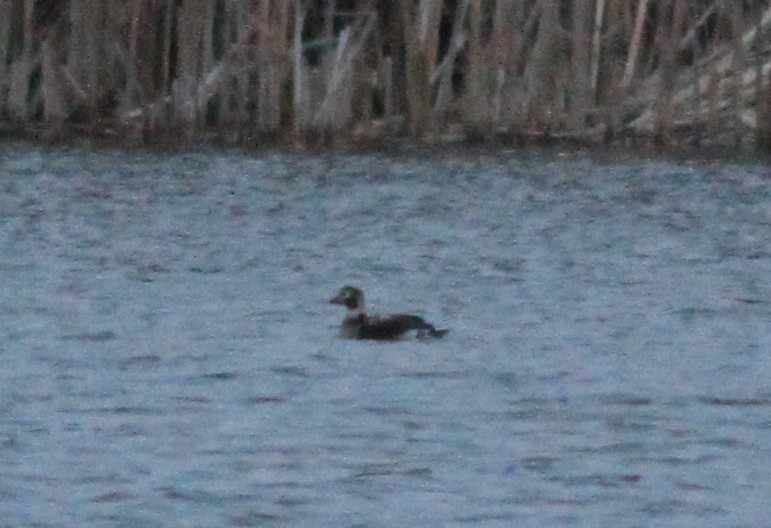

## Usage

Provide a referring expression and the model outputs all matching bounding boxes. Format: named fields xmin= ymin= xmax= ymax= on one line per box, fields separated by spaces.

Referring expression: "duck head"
xmin=330 ymin=285 xmax=364 ymax=312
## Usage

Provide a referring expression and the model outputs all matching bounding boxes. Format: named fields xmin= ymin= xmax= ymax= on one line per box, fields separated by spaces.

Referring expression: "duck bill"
xmin=330 ymin=294 xmax=344 ymax=304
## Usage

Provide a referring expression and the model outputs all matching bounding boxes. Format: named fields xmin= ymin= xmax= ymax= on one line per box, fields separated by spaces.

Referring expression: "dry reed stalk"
xmin=420 ymin=0 xmax=443 ymax=79
xmin=124 ymin=0 xmax=142 ymax=104
xmin=381 ymin=53 xmax=394 ymax=119
xmin=419 ymin=1 xmax=443 ymax=80
xmin=689 ymin=34 xmax=701 ymax=145
xmin=491 ymin=0 xmax=514 ymax=103
xmin=292 ymin=0 xmax=308 ymax=138
xmin=202 ymin=0 xmax=215 ymax=82
xmin=521 ymin=0 xmax=560 ymax=131
xmin=495 ymin=1 xmax=529 ymax=132
xmin=627 ymin=2 xmax=770 ymax=142
xmin=255 ymin=0 xmax=291 ymax=133
xmin=679 ymin=2 xmax=716 ymax=52
xmin=399 ymin=0 xmax=442 ymax=138
xmin=194 ymin=6 xmax=267 ymax=134
xmin=488 ymin=0 xmax=520 ymax=131
xmin=670 ymin=0 xmax=686 ymax=128
xmin=40 ymin=21 xmax=66 ymax=128
xmin=354 ymin=0 xmax=377 ymax=126
xmin=324 ymin=0 xmax=334 ymax=41
xmin=757 ymin=69 xmax=771 ymax=151
xmin=126 ymin=0 xmax=176 ymax=136
xmin=727 ymin=0 xmax=744 ymax=147
xmin=601 ymin=1 xmax=638 ymax=141
xmin=172 ymin=1 xmax=205 ymax=131
xmin=431 ymin=0 xmax=468 ymax=128
xmin=0 ymin=0 xmax=11 ymax=111
xmin=216 ymin=2 xmax=238 ymax=119
xmin=590 ymin=0 xmax=605 ymax=95
xmin=319 ymin=0 xmax=334 ymax=77
xmin=65 ymin=0 xmax=109 ymax=117
xmin=205 ymin=7 xmax=222 ymax=107
xmin=753 ymin=4 xmax=765 ymax=99
xmin=602 ymin=1 xmax=634 ymax=84
xmin=233 ymin=3 xmax=256 ymax=127
xmin=162 ymin=0 xmax=173 ymax=93
xmin=315 ymin=26 xmax=353 ymax=129
xmin=652 ymin=0 xmax=678 ymax=145
xmin=208 ymin=1 xmax=233 ymax=125
xmin=461 ymin=0 xmax=487 ymax=135
xmin=622 ymin=0 xmax=649 ymax=88
xmin=569 ymin=0 xmax=592 ymax=131
xmin=707 ymin=57 xmax=719 ymax=140
xmin=739 ymin=1 xmax=771 ymax=49
xmin=8 ymin=0 xmax=36 ymax=120
xmin=754 ymin=4 xmax=771 ymax=149
xmin=194 ymin=1 xmax=264 ymax=131
xmin=313 ymin=12 xmax=375 ymax=130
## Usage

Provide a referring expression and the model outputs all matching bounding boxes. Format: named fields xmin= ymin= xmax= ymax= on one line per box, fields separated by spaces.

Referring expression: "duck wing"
xmin=358 ymin=314 xmax=428 ymax=340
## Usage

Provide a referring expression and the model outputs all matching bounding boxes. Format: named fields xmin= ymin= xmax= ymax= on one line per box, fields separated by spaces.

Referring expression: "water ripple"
xmin=0 ymin=143 xmax=768 ymax=527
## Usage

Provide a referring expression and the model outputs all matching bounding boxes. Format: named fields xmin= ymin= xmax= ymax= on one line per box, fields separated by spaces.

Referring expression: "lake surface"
xmin=0 ymin=142 xmax=769 ymax=527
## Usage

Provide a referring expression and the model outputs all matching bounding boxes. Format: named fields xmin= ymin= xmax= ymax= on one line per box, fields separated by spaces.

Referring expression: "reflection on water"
xmin=1 ymin=142 xmax=769 ymax=527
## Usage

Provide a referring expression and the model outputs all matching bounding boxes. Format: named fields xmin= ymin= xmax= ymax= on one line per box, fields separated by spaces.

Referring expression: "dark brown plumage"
xmin=330 ymin=286 xmax=448 ymax=340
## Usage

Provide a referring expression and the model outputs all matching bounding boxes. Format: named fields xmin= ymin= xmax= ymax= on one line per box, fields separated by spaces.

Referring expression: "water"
xmin=0 ymin=142 xmax=769 ymax=527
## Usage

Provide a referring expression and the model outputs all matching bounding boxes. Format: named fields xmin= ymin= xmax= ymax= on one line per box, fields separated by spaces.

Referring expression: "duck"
xmin=330 ymin=285 xmax=448 ymax=340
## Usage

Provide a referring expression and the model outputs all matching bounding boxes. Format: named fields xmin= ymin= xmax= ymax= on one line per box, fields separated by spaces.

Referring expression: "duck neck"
xmin=347 ymin=306 xmax=365 ymax=318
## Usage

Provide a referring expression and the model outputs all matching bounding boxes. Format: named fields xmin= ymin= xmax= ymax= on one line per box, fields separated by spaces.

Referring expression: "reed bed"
xmin=1 ymin=0 xmax=771 ymax=150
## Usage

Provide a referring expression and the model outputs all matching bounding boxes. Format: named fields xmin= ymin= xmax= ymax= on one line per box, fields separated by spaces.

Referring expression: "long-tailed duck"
xmin=330 ymin=285 xmax=448 ymax=340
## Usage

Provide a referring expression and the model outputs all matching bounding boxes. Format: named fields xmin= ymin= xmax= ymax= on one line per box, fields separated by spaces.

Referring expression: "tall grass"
xmin=1 ymin=0 xmax=771 ymax=150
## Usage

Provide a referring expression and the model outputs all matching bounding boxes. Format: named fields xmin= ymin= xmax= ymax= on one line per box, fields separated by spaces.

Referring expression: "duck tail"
xmin=417 ymin=323 xmax=449 ymax=339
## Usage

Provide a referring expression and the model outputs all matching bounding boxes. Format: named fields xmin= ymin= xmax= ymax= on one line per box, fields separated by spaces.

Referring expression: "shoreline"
xmin=2 ymin=121 xmax=769 ymax=166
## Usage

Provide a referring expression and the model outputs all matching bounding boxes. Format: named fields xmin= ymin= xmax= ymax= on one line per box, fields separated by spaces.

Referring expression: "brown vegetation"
xmin=1 ymin=0 xmax=771 ymax=151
